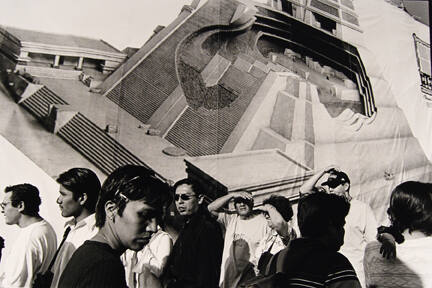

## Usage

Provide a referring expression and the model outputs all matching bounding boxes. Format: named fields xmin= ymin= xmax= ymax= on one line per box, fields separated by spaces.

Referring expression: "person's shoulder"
xmin=29 ymin=219 xmax=56 ymax=239
xmin=327 ymin=252 xmax=360 ymax=281
xmin=364 ymin=240 xmax=383 ymax=262
xmin=321 ymin=250 xmax=358 ymax=274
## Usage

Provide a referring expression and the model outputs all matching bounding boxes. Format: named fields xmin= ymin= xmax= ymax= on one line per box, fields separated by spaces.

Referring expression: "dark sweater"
xmin=275 ymin=238 xmax=361 ymax=288
xmin=58 ymin=240 xmax=127 ymax=288
xmin=163 ymin=209 xmax=224 ymax=288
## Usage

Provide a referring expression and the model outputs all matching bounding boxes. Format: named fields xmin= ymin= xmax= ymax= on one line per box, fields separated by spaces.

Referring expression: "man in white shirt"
xmin=50 ymin=168 xmax=101 ymax=288
xmin=208 ymin=191 xmax=270 ymax=288
xmin=0 ymin=183 xmax=57 ymax=288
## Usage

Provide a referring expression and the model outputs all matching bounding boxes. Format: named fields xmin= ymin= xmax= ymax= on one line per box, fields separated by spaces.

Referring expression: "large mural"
xmin=0 ymin=0 xmax=431 ymax=263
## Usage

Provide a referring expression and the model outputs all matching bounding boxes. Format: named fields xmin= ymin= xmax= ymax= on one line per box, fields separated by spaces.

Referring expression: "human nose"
xmin=56 ymin=196 xmax=61 ymax=204
xmin=146 ymin=218 xmax=157 ymax=233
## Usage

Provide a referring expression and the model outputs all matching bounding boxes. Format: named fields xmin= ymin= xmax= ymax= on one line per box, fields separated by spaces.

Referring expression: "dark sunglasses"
xmin=174 ymin=194 xmax=196 ymax=201
xmin=323 ymin=181 xmax=344 ymax=189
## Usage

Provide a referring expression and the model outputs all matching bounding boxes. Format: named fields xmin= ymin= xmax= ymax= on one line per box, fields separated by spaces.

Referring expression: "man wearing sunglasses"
xmin=299 ymin=165 xmax=377 ymax=287
xmin=208 ymin=191 xmax=270 ymax=288
xmin=163 ymin=178 xmax=223 ymax=288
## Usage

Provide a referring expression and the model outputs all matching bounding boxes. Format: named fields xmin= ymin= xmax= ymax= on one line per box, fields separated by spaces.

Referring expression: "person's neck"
xmin=239 ymin=213 xmax=253 ymax=220
xmin=402 ymin=229 xmax=427 ymax=240
xmin=92 ymin=225 xmax=125 ymax=254
xmin=74 ymin=209 xmax=92 ymax=224
xmin=18 ymin=214 xmax=42 ymax=228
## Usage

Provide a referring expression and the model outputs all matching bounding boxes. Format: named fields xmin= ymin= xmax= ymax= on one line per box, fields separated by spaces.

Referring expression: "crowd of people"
xmin=0 ymin=164 xmax=431 ymax=288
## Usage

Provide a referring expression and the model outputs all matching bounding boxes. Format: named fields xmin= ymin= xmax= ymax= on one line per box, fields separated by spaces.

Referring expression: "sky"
xmin=0 ymin=0 xmax=192 ymax=50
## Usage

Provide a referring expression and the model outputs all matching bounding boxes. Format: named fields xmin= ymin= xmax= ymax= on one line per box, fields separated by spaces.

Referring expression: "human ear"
xmin=17 ymin=201 xmax=25 ymax=212
xmin=104 ymin=200 xmax=117 ymax=221
xmin=344 ymin=183 xmax=350 ymax=191
xmin=79 ymin=193 xmax=88 ymax=206
xmin=198 ymin=195 xmax=204 ymax=205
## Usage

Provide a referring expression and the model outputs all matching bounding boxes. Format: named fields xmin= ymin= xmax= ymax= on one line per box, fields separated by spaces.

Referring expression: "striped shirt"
xmin=275 ymin=238 xmax=361 ymax=288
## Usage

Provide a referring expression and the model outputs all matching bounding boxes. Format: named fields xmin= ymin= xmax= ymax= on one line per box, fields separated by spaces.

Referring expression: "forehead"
xmin=59 ymin=185 xmax=74 ymax=195
xmin=175 ymin=184 xmax=195 ymax=195
xmin=125 ymin=199 xmax=157 ymax=213
xmin=2 ymin=193 xmax=12 ymax=202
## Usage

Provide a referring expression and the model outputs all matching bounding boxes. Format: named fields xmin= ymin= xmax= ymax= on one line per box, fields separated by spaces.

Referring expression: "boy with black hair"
xmin=50 ymin=168 xmax=101 ymax=288
xmin=300 ymin=165 xmax=377 ymax=286
xmin=59 ymin=165 xmax=171 ymax=288
xmin=276 ymin=192 xmax=361 ymax=288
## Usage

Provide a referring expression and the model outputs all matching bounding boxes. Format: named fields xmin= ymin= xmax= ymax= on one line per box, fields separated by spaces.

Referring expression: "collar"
xmin=64 ymin=213 xmax=96 ymax=230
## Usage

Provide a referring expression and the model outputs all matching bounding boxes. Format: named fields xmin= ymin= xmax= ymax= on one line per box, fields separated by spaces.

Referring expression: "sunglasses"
xmin=174 ymin=194 xmax=196 ymax=201
xmin=322 ymin=180 xmax=345 ymax=189
xmin=0 ymin=201 xmax=12 ymax=209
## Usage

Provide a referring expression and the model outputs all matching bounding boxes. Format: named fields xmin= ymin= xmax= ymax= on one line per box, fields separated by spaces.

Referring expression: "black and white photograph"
xmin=0 ymin=0 xmax=431 ymax=287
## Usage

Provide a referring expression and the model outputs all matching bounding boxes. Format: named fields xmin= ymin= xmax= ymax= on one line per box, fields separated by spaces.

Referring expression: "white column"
xmin=77 ymin=57 xmax=84 ymax=70
xmin=53 ymin=55 xmax=60 ymax=68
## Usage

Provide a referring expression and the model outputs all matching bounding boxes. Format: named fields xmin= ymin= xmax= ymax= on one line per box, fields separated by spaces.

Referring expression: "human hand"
xmin=379 ymin=233 xmax=396 ymax=259
xmin=232 ymin=191 xmax=253 ymax=201
xmin=323 ymin=165 xmax=340 ymax=174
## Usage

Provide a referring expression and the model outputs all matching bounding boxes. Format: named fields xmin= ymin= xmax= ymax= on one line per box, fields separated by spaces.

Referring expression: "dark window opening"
xmin=313 ymin=13 xmax=337 ymax=33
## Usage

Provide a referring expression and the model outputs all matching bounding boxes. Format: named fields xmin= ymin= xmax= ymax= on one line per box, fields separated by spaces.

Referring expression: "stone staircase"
xmin=57 ymin=112 xmax=145 ymax=175
xmin=5 ymin=71 xmax=153 ymax=176
xmin=19 ymin=86 xmax=68 ymax=119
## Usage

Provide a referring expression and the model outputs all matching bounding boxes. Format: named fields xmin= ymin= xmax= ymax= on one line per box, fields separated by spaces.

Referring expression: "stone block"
xmin=340 ymin=88 xmax=360 ymax=101
xmin=344 ymin=78 xmax=357 ymax=89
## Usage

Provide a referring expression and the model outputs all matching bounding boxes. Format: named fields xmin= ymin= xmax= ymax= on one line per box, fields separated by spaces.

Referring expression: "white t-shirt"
xmin=217 ymin=213 xmax=270 ymax=286
xmin=122 ymin=230 xmax=172 ymax=288
xmin=340 ymin=199 xmax=377 ymax=287
xmin=50 ymin=214 xmax=98 ymax=288
xmin=0 ymin=219 xmax=57 ymax=288
xmin=364 ymin=237 xmax=432 ymax=288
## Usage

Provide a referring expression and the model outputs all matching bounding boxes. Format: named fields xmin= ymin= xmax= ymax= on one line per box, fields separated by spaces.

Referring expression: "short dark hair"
xmin=56 ymin=168 xmax=101 ymax=213
xmin=95 ymin=165 xmax=171 ymax=227
xmin=4 ymin=184 xmax=41 ymax=216
xmin=387 ymin=181 xmax=432 ymax=236
xmin=173 ymin=178 xmax=204 ymax=197
xmin=297 ymin=193 xmax=350 ymax=238
xmin=262 ymin=195 xmax=293 ymax=222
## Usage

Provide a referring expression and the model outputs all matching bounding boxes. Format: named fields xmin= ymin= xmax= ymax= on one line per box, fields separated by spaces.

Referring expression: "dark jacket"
xmin=163 ymin=208 xmax=223 ymax=288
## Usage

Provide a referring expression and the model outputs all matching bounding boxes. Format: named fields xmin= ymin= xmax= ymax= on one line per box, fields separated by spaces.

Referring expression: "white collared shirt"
xmin=50 ymin=214 xmax=98 ymax=288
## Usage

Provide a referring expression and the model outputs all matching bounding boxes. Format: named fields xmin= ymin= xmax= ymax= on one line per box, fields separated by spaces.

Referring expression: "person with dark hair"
xmin=50 ymin=168 xmax=101 ymax=288
xmin=300 ymin=165 xmax=377 ymax=286
xmin=0 ymin=184 xmax=57 ymax=287
xmin=275 ymin=192 xmax=361 ymax=288
xmin=254 ymin=195 xmax=297 ymax=275
xmin=364 ymin=181 xmax=432 ymax=287
xmin=58 ymin=165 xmax=171 ymax=288
xmin=208 ymin=191 xmax=270 ymax=288
xmin=163 ymin=178 xmax=223 ymax=288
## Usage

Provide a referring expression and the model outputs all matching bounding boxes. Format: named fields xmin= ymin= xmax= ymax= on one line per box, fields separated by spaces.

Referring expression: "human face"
xmin=57 ymin=185 xmax=83 ymax=218
xmin=262 ymin=211 xmax=274 ymax=229
xmin=114 ymin=200 xmax=159 ymax=251
xmin=1 ymin=193 xmax=20 ymax=225
xmin=325 ymin=183 xmax=348 ymax=198
xmin=175 ymin=184 xmax=199 ymax=216
xmin=234 ymin=200 xmax=252 ymax=217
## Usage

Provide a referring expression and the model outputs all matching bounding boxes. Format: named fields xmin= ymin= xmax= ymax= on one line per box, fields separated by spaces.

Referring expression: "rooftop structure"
xmin=0 ymin=26 xmax=127 ymax=77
